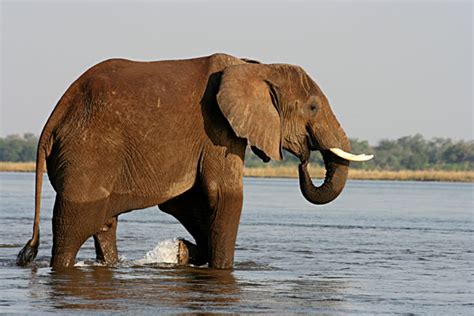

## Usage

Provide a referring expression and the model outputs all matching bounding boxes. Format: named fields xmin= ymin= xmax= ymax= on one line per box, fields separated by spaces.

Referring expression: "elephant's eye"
xmin=309 ymin=103 xmax=318 ymax=115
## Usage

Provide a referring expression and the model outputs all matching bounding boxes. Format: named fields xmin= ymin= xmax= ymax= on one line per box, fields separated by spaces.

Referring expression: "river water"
xmin=0 ymin=172 xmax=472 ymax=314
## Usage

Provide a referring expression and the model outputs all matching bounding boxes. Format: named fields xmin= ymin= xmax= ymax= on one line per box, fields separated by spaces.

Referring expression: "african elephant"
xmin=17 ymin=53 xmax=372 ymax=269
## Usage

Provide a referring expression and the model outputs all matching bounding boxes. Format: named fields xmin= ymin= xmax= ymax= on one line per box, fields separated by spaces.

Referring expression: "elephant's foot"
xmin=176 ymin=238 xmax=207 ymax=266
xmin=50 ymin=252 xmax=78 ymax=269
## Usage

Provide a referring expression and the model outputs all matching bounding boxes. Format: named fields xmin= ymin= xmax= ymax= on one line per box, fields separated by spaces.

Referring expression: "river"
xmin=0 ymin=173 xmax=472 ymax=314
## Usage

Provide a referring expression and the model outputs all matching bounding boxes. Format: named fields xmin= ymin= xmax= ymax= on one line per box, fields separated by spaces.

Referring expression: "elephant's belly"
xmin=48 ymin=126 xmax=201 ymax=211
xmin=50 ymin=158 xmax=196 ymax=214
xmin=108 ymin=170 xmax=197 ymax=215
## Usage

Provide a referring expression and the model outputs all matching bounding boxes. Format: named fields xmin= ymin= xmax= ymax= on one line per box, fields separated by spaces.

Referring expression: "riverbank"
xmin=244 ymin=166 xmax=473 ymax=182
xmin=0 ymin=162 xmax=37 ymax=172
xmin=1 ymin=162 xmax=472 ymax=182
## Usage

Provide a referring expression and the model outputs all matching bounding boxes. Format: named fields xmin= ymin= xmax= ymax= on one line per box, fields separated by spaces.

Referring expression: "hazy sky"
xmin=1 ymin=0 xmax=472 ymax=144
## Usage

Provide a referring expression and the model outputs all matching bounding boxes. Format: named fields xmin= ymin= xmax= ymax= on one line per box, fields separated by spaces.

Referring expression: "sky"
xmin=1 ymin=0 xmax=472 ymax=144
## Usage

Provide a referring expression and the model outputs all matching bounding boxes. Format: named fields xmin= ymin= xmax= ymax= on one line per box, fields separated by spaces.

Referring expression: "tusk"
xmin=329 ymin=148 xmax=374 ymax=162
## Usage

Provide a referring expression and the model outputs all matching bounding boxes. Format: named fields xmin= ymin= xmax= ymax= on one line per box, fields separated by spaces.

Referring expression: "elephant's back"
xmin=43 ymin=54 xmax=243 ymax=205
xmin=52 ymin=53 xmax=243 ymax=124
xmin=49 ymin=57 xmax=205 ymax=139
xmin=50 ymin=53 xmax=245 ymax=147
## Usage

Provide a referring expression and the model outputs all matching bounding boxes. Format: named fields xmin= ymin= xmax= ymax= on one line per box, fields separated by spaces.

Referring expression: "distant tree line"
xmin=246 ymin=134 xmax=474 ymax=171
xmin=0 ymin=133 xmax=38 ymax=162
xmin=1 ymin=133 xmax=473 ymax=171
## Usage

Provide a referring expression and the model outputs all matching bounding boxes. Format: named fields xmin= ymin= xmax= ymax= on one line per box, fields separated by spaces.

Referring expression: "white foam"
xmin=73 ymin=240 xmax=180 ymax=267
xmin=74 ymin=260 xmax=106 ymax=267
xmin=135 ymin=239 xmax=179 ymax=265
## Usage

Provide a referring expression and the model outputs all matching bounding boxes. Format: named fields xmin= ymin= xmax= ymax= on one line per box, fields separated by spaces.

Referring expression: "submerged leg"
xmin=50 ymin=195 xmax=109 ymax=269
xmin=93 ymin=216 xmax=119 ymax=265
xmin=207 ymin=188 xmax=243 ymax=269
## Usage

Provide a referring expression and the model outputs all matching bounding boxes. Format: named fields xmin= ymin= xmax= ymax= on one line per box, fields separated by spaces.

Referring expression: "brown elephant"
xmin=17 ymin=53 xmax=372 ymax=269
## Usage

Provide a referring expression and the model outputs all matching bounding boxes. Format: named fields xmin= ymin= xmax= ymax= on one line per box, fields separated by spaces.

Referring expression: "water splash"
xmin=75 ymin=260 xmax=106 ymax=267
xmin=135 ymin=239 xmax=179 ymax=265
xmin=73 ymin=240 xmax=180 ymax=267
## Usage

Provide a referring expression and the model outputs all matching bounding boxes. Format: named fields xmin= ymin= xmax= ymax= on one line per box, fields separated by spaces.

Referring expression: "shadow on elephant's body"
xmin=200 ymin=71 xmax=243 ymax=153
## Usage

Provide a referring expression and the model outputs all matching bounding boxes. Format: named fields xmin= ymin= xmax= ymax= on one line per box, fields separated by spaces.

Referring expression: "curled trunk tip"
xmin=298 ymin=151 xmax=349 ymax=205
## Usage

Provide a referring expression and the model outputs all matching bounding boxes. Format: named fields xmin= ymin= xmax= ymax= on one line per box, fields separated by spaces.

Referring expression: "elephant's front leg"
xmin=159 ymin=190 xmax=211 ymax=266
xmin=176 ymin=238 xmax=204 ymax=265
xmin=207 ymin=184 xmax=244 ymax=269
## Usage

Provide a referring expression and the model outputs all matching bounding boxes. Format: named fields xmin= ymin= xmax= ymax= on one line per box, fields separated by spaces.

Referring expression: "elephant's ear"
xmin=216 ymin=64 xmax=283 ymax=161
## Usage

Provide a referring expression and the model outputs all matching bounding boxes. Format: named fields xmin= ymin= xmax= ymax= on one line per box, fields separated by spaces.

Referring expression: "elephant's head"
xmin=217 ymin=63 xmax=373 ymax=205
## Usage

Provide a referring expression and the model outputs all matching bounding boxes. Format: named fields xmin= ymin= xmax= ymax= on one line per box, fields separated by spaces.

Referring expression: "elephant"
xmin=17 ymin=53 xmax=372 ymax=269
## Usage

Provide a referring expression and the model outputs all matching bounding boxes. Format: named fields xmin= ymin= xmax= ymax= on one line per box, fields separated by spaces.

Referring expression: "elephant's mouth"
xmin=305 ymin=125 xmax=373 ymax=162
xmin=306 ymin=125 xmax=319 ymax=151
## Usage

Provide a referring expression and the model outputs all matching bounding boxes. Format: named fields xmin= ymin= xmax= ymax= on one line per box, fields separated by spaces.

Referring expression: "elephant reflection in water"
xmin=43 ymin=266 xmax=239 ymax=311
xmin=31 ymin=265 xmax=347 ymax=312
xmin=17 ymin=53 xmax=372 ymax=269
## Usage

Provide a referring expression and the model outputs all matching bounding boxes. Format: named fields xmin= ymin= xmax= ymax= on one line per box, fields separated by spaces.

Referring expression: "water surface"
xmin=0 ymin=173 xmax=472 ymax=314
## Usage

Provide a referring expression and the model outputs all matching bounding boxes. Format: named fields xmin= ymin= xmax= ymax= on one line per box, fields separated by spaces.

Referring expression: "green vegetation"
xmin=1 ymin=133 xmax=473 ymax=171
xmin=246 ymin=134 xmax=473 ymax=171
xmin=0 ymin=133 xmax=38 ymax=162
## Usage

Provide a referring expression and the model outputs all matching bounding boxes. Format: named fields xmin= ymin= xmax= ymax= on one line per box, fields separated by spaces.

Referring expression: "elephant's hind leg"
xmin=50 ymin=195 xmax=110 ymax=269
xmin=93 ymin=216 xmax=119 ymax=265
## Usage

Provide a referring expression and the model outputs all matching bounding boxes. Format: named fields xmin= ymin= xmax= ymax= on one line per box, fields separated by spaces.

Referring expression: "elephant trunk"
xmin=298 ymin=150 xmax=349 ymax=205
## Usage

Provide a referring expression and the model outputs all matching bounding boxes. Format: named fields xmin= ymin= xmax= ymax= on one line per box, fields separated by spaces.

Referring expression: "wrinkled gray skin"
xmin=17 ymin=53 xmax=351 ymax=270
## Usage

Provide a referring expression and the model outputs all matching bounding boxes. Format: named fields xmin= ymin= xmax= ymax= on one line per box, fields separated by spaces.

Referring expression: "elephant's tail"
xmin=16 ymin=139 xmax=48 ymax=266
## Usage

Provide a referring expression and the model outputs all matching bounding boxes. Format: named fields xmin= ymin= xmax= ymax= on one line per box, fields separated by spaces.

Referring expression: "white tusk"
xmin=329 ymin=148 xmax=374 ymax=162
